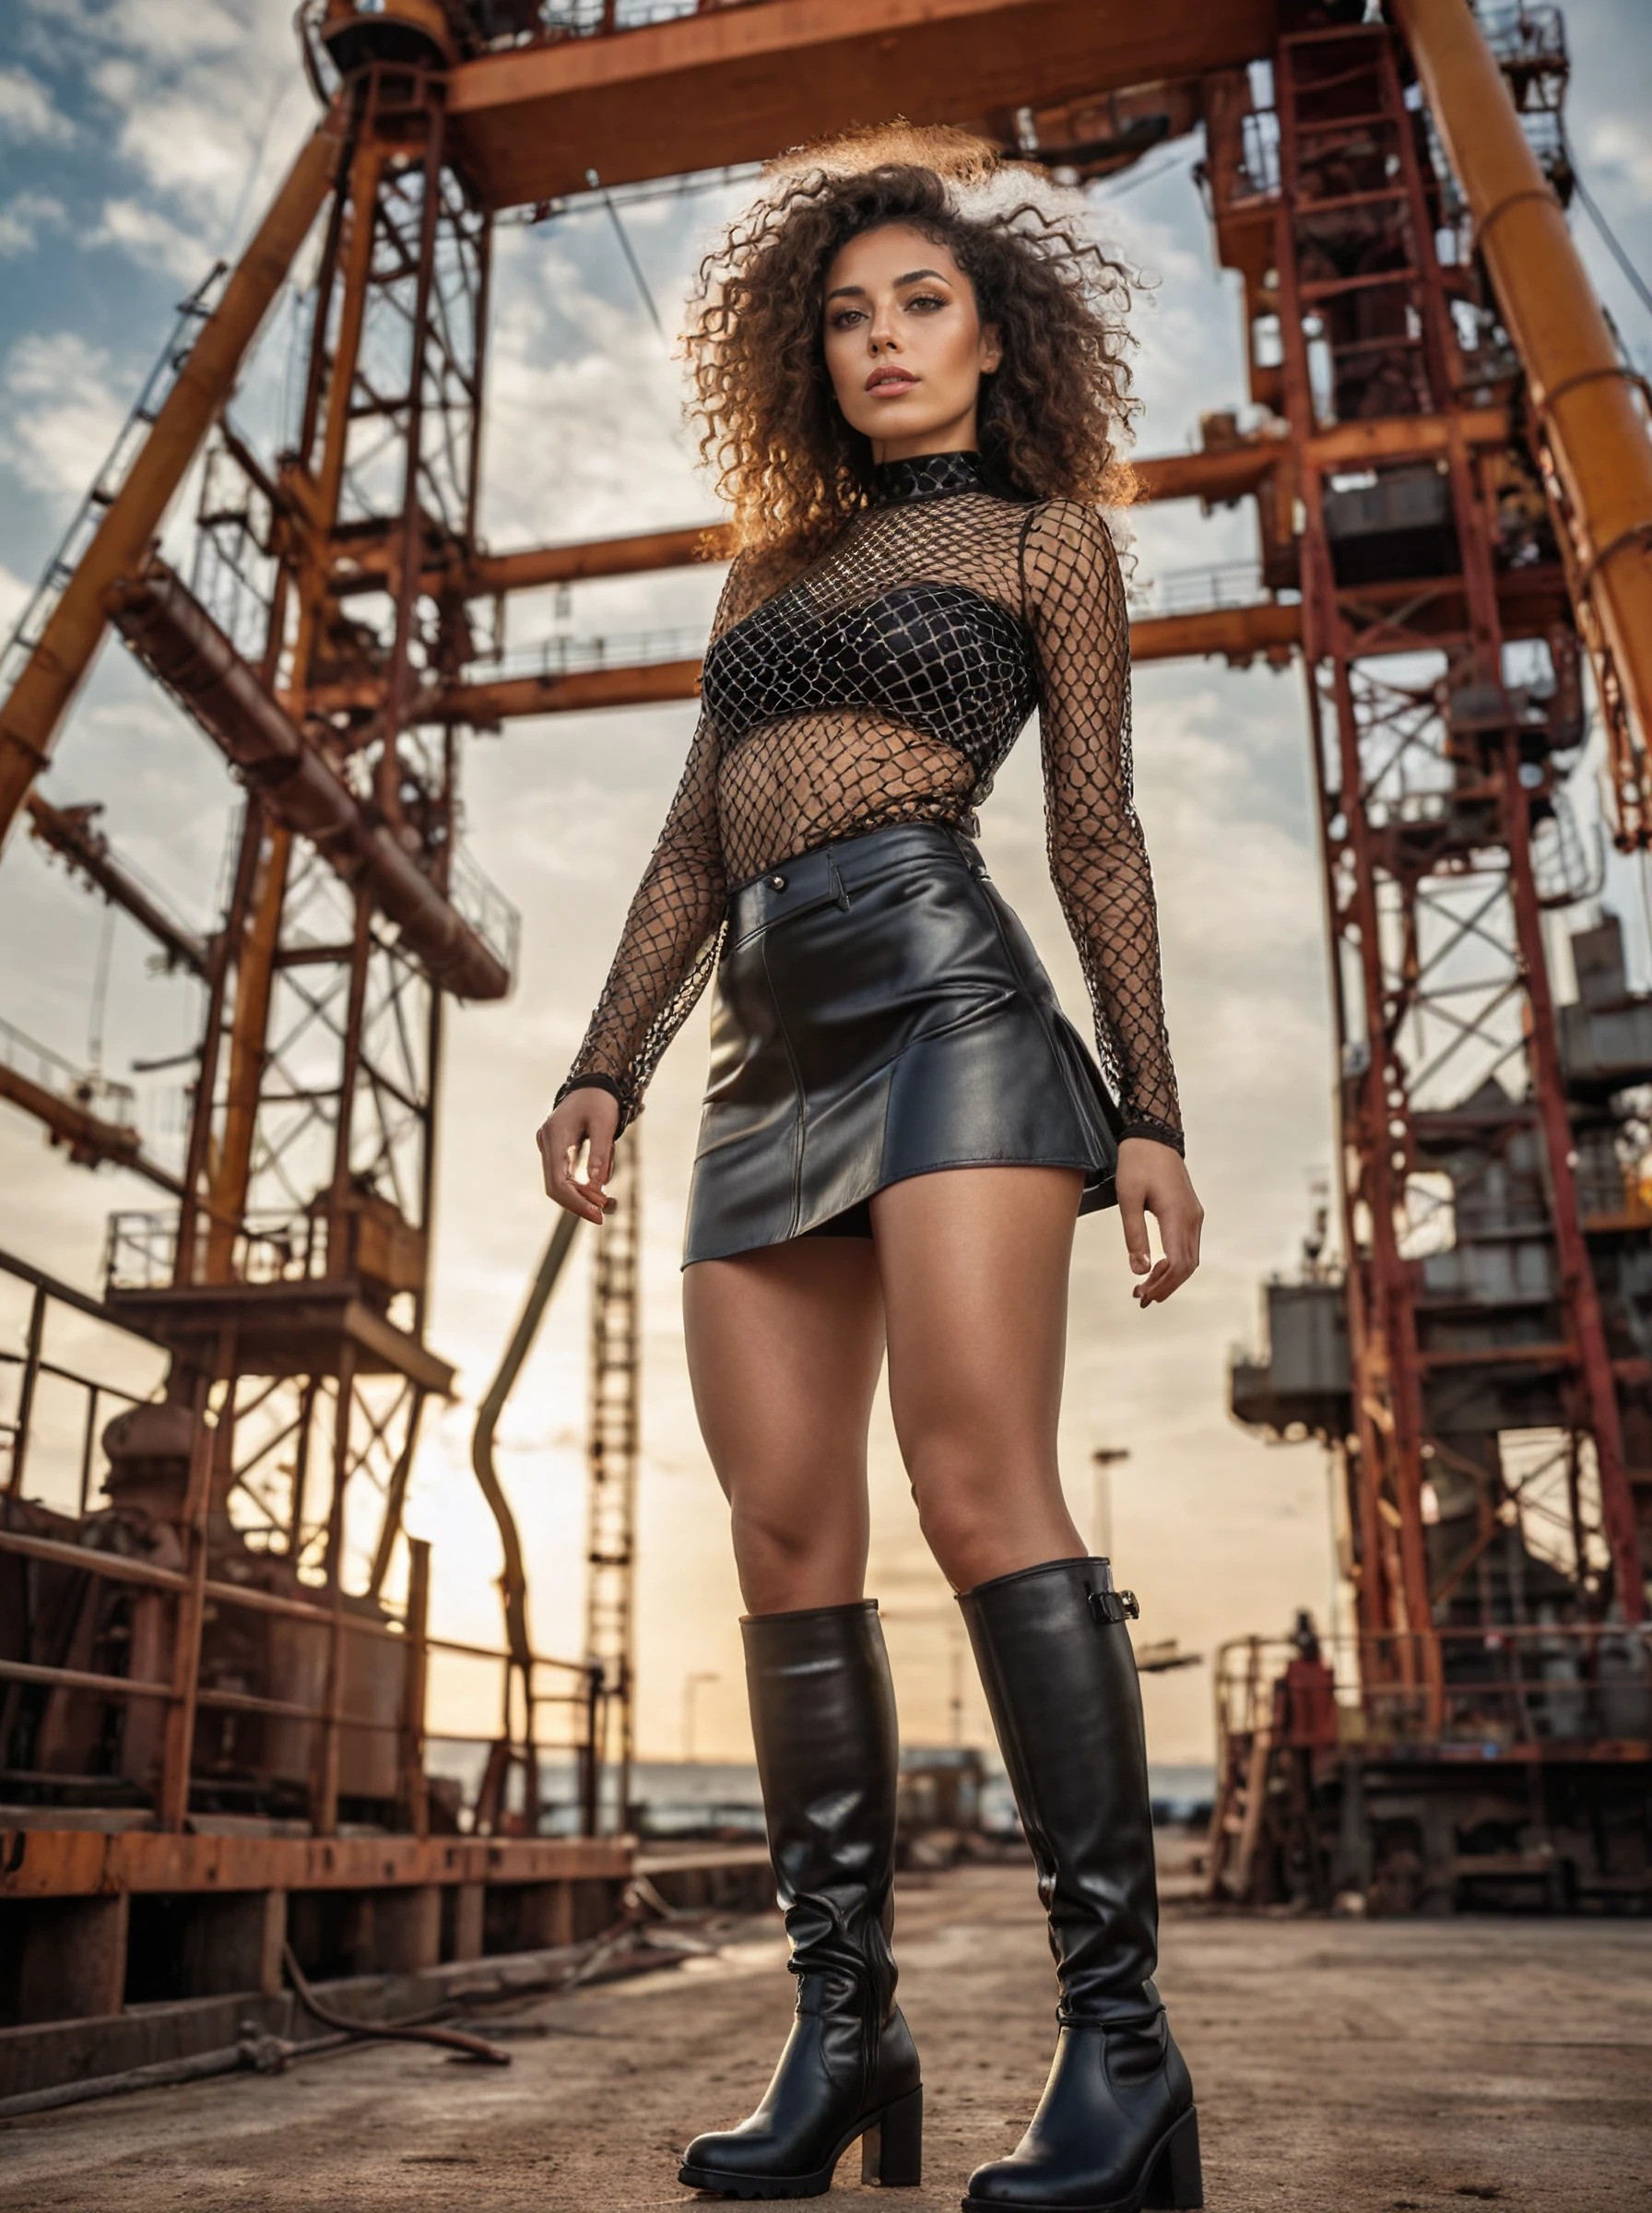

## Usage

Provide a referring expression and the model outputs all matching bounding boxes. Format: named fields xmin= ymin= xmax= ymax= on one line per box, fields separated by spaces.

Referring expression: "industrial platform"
xmin=1 ymin=1859 xmax=1646 ymax=2212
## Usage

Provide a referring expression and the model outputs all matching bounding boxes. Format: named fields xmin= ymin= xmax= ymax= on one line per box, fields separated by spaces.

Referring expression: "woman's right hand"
xmin=537 ymin=1086 xmax=621 ymax=1225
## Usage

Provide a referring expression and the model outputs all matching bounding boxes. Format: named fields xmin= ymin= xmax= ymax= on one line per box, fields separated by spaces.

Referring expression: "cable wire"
xmin=1561 ymin=126 xmax=1652 ymax=328
xmin=586 ymin=165 xmax=668 ymax=342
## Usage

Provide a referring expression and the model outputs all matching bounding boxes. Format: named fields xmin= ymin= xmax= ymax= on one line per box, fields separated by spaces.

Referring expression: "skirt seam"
xmin=759 ymin=928 xmax=808 ymax=1240
xmin=685 ymin=821 xmax=1122 ymax=1266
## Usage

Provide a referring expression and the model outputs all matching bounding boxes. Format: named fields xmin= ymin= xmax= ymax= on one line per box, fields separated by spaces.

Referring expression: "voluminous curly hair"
xmin=683 ymin=123 xmax=1140 ymax=566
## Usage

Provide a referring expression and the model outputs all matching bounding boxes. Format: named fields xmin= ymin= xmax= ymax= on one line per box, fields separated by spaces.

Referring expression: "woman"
xmin=537 ymin=128 xmax=1204 ymax=2213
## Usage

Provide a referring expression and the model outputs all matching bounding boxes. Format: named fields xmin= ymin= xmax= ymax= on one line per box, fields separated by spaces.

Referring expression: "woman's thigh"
xmin=872 ymin=1166 xmax=1086 ymax=1592
xmin=682 ymin=1237 xmax=886 ymax=1613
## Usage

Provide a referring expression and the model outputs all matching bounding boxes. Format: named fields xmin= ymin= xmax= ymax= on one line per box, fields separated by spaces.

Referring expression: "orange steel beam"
xmin=0 ymin=115 xmax=345 ymax=851
xmin=206 ymin=824 xmax=290 ymax=1282
xmin=0 ymin=1061 xmax=185 ymax=1197
xmin=0 ymin=1825 xmax=631 ymax=1899
xmin=411 ymin=450 xmax=1284 ymax=603
xmin=441 ymin=553 xmax=1560 ymax=724
xmin=447 ymin=415 xmax=1511 ymax=601
xmin=444 ymin=658 xmax=708 ymax=723
xmin=468 ymin=526 xmax=724 ymax=598
xmin=25 ymin=794 xmax=208 ymax=975
xmin=457 ymin=449 xmax=1285 ymax=600
xmin=430 ymin=451 xmax=1285 ymax=606
xmin=1305 ymin=404 xmax=1510 ymax=471
xmin=1395 ymin=0 xmax=1652 ymax=846
xmin=112 ymin=564 xmax=512 ymax=1003
xmin=445 ymin=0 xmax=1275 ymax=209
xmin=1130 ymin=601 xmax=1300 ymax=666
xmin=442 ymin=604 xmax=1304 ymax=725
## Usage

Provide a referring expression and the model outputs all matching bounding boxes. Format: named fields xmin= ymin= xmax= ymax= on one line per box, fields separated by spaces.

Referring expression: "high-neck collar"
xmin=869 ymin=449 xmax=986 ymax=506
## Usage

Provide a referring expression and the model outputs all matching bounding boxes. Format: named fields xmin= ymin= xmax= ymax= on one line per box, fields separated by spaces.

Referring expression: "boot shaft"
xmin=959 ymin=1556 xmax=1160 ymax=2019
xmin=741 ymin=1600 xmax=900 ymax=2002
xmin=679 ymin=1604 xmax=923 ymax=2195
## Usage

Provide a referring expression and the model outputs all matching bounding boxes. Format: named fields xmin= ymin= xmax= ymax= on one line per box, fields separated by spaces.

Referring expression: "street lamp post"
xmin=1091 ymin=1446 xmax=1129 ymax=1560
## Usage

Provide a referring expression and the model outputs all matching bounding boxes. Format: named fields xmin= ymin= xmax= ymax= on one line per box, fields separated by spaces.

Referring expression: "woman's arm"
xmin=552 ymin=699 xmax=727 ymax=1129
xmin=1021 ymin=499 xmax=1200 ymax=1304
xmin=538 ymin=557 xmax=755 ymax=1221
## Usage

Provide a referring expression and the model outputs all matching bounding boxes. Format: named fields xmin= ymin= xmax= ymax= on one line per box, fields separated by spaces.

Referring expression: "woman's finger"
xmin=541 ymin=1132 xmax=570 ymax=1203
xmin=1117 ymin=1181 xmax=1152 ymax=1278
xmin=585 ymin=1128 xmax=614 ymax=1195
xmin=538 ymin=1115 xmax=610 ymax=1223
xmin=576 ymin=1124 xmax=619 ymax=1213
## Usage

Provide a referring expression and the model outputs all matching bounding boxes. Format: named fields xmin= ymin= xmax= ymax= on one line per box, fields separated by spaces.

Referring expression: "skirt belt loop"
xmin=827 ymin=849 xmax=852 ymax=911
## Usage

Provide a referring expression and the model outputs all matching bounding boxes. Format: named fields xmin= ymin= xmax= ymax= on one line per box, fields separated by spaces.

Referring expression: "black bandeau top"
xmin=700 ymin=453 xmax=1041 ymax=775
xmin=558 ymin=449 xmax=1183 ymax=1152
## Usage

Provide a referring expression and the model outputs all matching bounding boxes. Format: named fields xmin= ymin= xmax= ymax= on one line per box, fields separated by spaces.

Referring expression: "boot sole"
xmin=961 ymin=2105 xmax=1202 ymax=2213
xmin=679 ymin=2082 xmax=924 ymax=2197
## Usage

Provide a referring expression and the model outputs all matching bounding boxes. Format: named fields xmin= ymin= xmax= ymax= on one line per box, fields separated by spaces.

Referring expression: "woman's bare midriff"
xmin=715 ymin=711 xmax=979 ymax=882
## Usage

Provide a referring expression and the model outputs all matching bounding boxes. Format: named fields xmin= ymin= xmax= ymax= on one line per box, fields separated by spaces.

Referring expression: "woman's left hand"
xmin=1115 ymin=1138 xmax=1203 ymax=1308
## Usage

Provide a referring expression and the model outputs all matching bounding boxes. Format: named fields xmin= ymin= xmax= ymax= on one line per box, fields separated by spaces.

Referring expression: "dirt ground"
xmin=2 ymin=1859 xmax=1648 ymax=2213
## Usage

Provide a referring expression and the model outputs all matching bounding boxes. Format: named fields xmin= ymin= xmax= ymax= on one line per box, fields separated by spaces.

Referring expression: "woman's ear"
xmin=979 ymin=321 xmax=1004 ymax=375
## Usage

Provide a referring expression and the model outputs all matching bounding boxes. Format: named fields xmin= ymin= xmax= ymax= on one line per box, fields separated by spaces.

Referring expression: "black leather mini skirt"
xmin=682 ymin=821 xmax=1121 ymax=1265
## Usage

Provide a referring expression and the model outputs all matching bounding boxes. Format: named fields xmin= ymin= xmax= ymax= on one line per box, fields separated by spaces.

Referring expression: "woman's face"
xmin=821 ymin=222 xmax=1002 ymax=464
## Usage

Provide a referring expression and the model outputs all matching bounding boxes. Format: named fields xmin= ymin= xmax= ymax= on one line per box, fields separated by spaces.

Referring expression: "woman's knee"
xmin=908 ymin=1447 xmax=1009 ymax=1566
xmin=727 ymin=1486 xmax=867 ymax=1611
xmin=904 ymin=1435 xmax=1078 ymax=1590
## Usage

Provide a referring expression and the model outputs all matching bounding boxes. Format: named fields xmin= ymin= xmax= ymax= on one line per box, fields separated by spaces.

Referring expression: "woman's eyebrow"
xmin=824 ymin=268 xmax=952 ymax=302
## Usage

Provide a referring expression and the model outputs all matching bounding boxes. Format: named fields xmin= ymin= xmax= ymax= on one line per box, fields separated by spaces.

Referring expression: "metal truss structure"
xmin=582 ymin=1134 xmax=640 ymax=1835
xmin=0 ymin=0 xmax=1649 ymax=2004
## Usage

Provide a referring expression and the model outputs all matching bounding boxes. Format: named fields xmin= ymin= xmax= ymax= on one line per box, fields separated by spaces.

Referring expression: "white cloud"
xmin=0 ymin=191 xmax=68 ymax=258
xmin=0 ymin=65 xmax=74 ymax=145
xmin=480 ymin=231 xmax=708 ymax=549
xmin=16 ymin=1 xmax=311 ymax=275
xmin=88 ymin=195 xmax=212 ymax=283
xmin=1587 ymin=115 xmax=1652 ymax=203
xmin=0 ymin=562 xmax=32 ymax=638
xmin=21 ymin=0 xmax=242 ymax=69
xmin=112 ymin=83 xmax=294 ymax=207
xmin=0 ymin=331 xmax=125 ymax=508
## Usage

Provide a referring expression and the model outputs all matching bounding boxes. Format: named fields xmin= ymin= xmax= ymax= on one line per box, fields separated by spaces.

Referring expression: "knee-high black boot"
xmin=958 ymin=1557 xmax=1201 ymax=2213
xmin=678 ymin=1600 xmax=923 ymax=2198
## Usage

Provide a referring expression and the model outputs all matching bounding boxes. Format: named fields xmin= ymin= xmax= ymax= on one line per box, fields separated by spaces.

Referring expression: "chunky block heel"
xmin=1142 ymin=2108 xmax=1202 ymax=2210
xmin=860 ymin=2083 xmax=924 ymax=2187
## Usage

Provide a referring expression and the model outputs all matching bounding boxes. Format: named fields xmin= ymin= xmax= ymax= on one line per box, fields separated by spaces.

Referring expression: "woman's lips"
xmin=866 ymin=369 xmax=918 ymax=392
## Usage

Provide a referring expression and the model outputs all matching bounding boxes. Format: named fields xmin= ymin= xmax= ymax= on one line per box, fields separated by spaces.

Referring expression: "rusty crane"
xmin=1 ymin=0 xmax=1650 ymax=2078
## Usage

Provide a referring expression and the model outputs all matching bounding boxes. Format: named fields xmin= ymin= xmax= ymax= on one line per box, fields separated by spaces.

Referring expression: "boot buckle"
xmin=1087 ymin=1587 xmax=1139 ymax=1626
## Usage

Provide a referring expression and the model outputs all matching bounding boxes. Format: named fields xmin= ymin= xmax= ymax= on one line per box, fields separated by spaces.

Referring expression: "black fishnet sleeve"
xmin=555 ymin=557 xmax=754 ymax=1130
xmin=1021 ymin=500 xmax=1184 ymax=1153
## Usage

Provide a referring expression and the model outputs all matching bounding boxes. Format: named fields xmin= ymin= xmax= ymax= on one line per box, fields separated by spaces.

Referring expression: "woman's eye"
xmin=829 ymin=308 xmax=865 ymax=329
xmin=906 ymin=292 xmax=948 ymax=312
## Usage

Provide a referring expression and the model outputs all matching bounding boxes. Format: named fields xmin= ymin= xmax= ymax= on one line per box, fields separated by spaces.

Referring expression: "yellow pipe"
xmin=1394 ymin=0 xmax=1652 ymax=841
xmin=0 ymin=113 xmax=346 ymax=847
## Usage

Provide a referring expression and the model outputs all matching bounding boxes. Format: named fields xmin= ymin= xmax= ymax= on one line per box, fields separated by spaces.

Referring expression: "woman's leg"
xmin=683 ymin=1236 xmax=885 ymax=1612
xmin=678 ymin=1237 xmax=924 ymax=2195
xmin=874 ymin=1166 xmax=1201 ymax=2213
xmin=871 ymin=1165 xmax=1086 ymax=1592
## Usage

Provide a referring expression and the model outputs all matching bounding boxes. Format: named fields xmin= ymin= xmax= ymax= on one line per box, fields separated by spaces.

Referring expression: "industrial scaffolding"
xmin=0 ymin=0 xmax=1648 ymax=2062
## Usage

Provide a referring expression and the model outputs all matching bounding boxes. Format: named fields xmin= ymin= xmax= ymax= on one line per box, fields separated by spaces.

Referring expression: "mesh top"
xmin=558 ymin=449 xmax=1182 ymax=1152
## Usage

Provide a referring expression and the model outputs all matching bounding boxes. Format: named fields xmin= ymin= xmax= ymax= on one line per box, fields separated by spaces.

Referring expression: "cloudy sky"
xmin=3 ymin=0 xmax=1651 ymax=1769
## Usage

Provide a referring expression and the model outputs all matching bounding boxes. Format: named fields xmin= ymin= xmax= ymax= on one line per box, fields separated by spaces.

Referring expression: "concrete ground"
xmin=2 ymin=1860 xmax=1648 ymax=2212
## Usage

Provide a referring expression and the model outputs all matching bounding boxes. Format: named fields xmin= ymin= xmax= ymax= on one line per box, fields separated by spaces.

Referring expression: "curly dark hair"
xmin=683 ymin=124 xmax=1140 ymax=567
